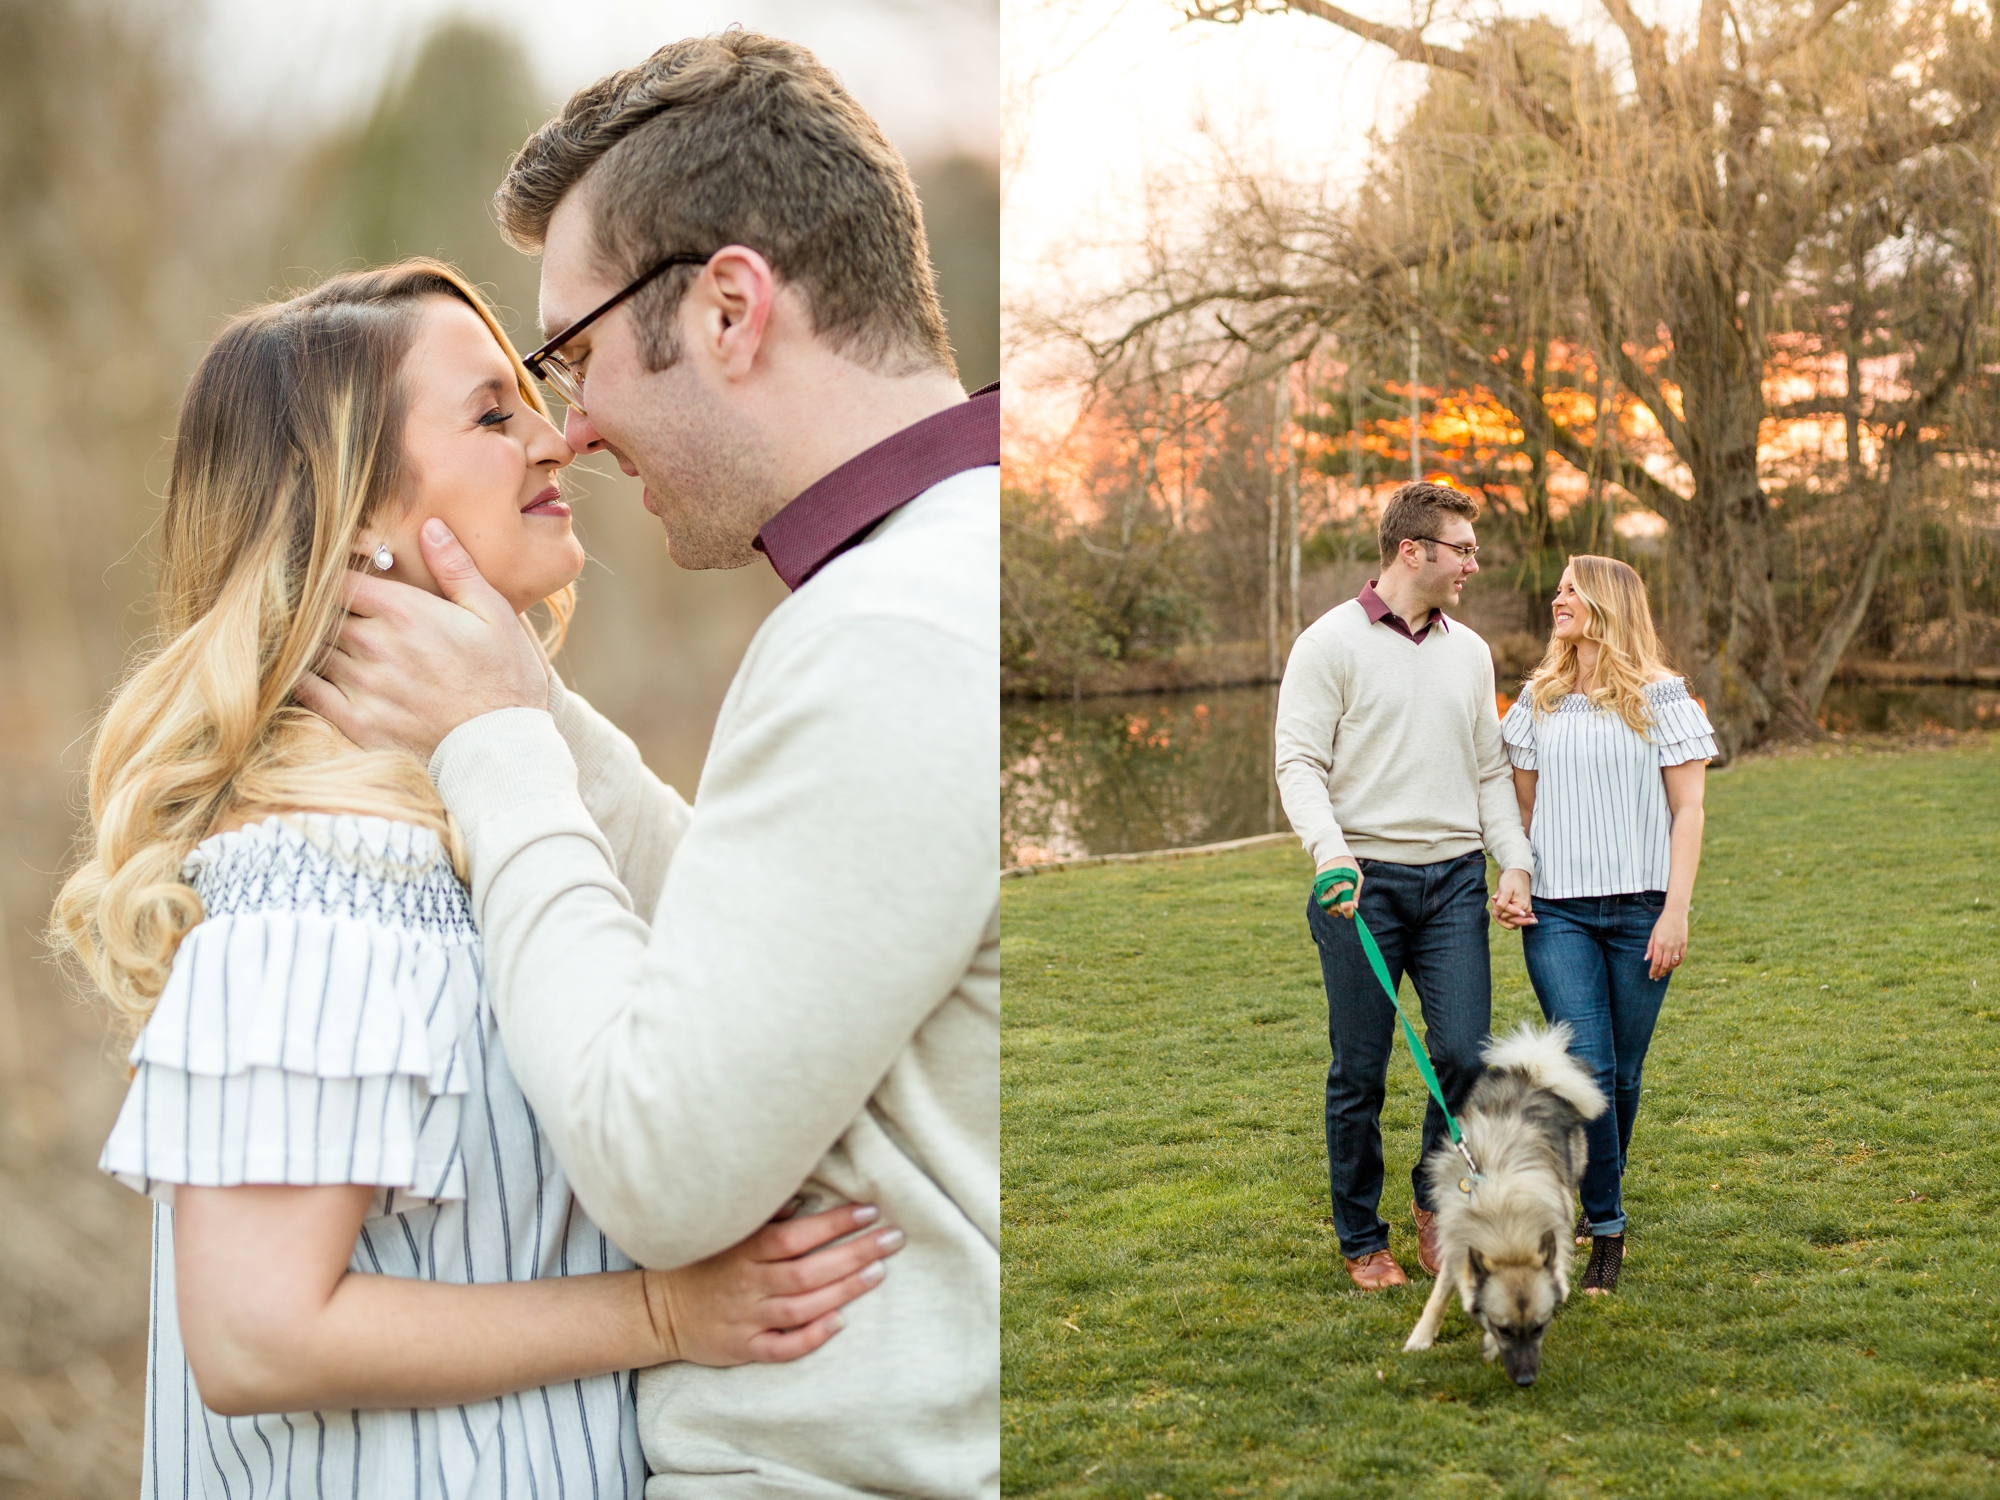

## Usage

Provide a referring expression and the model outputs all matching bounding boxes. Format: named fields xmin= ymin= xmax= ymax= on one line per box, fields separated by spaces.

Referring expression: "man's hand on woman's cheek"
xmin=295 ymin=520 xmax=549 ymax=760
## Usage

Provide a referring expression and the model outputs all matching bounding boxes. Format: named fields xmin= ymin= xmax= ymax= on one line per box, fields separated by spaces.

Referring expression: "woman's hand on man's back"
xmin=644 ymin=1201 xmax=906 ymax=1367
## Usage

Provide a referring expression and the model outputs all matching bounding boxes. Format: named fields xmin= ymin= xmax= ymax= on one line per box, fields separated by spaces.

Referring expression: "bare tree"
xmin=1102 ymin=0 xmax=2000 ymax=755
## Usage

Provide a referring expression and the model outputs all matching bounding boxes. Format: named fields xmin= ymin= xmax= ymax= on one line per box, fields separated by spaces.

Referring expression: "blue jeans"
xmin=1519 ymin=893 xmax=1673 ymax=1237
xmin=1305 ymin=852 xmax=1491 ymax=1259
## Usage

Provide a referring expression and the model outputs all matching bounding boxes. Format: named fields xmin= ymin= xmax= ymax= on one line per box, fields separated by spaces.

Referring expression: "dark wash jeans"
xmin=1519 ymin=892 xmax=1673 ymax=1238
xmin=1305 ymin=851 xmax=1491 ymax=1259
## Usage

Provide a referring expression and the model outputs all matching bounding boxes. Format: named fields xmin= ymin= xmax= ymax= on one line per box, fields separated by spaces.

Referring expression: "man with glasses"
xmin=300 ymin=31 xmax=997 ymax=1500
xmin=1275 ymin=480 xmax=1534 ymax=1291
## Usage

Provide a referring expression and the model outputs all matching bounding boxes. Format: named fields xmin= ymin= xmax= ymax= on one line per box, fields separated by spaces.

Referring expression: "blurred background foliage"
xmin=0 ymin=4 xmax=995 ymax=1492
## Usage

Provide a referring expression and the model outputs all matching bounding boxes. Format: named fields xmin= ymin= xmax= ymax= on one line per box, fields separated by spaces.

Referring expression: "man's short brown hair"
xmin=1378 ymin=481 xmax=1479 ymax=568
xmin=495 ymin=30 xmax=954 ymax=378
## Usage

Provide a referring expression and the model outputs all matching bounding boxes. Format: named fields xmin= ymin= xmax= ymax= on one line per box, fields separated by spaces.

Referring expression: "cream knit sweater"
xmin=1275 ymin=599 xmax=1532 ymax=874
xmin=429 ymin=467 xmax=999 ymax=1499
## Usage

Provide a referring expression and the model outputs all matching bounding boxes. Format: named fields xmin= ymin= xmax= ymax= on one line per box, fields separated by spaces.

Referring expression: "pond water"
xmin=1002 ymin=681 xmax=1999 ymax=867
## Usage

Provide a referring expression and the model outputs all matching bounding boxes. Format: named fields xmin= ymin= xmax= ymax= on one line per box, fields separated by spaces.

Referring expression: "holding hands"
xmin=1319 ymin=861 xmax=1537 ymax=931
xmin=1489 ymin=868 xmax=1536 ymax=929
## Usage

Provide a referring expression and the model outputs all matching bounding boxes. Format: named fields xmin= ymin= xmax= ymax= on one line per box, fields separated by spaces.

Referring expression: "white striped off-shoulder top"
xmin=98 ymin=814 xmax=644 ymax=1500
xmin=1499 ymin=677 xmax=1717 ymax=900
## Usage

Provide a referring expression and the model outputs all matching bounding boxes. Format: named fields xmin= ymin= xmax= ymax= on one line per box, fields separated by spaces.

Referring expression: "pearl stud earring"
xmin=372 ymin=543 xmax=394 ymax=572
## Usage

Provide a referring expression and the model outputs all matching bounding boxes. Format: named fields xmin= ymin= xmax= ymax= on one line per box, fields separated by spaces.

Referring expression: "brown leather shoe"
xmin=1344 ymin=1249 xmax=1408 ymax=1289
xmin=1412 ymin=1205 xmax=1442 ymax=1277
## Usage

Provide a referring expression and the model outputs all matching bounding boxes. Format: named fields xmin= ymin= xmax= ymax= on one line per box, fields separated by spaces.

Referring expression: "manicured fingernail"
xmin=860 ymin=1261 xmax=886 ymax=1284
xmin=852 ymin=1204 xmax=879 ymax=1225
xmin=423 ymin=518 xmax=454 ymax=545
xmin=876 ymin=1228 xmax=905 ymax=1251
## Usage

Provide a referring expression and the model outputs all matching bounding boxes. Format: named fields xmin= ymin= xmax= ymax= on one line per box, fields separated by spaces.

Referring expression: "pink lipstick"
xmin=522 ymin=485 xmax=569 ymax=518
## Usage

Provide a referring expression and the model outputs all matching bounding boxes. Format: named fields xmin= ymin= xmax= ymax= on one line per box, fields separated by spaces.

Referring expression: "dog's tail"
xmin=1482 ymin=1022 xmax=1607 ymax=1120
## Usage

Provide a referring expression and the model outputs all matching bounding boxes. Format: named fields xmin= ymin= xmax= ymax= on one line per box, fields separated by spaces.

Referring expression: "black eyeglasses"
xmin=1416 ymin=536 xmax=1480 ymax=561
xmin=522 ymin=251 xmax=714 ymax=412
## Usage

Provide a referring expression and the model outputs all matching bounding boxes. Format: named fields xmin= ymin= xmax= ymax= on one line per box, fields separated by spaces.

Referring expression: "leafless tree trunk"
xmin=1266 ymin=377 xmax=1285 ymax=679
xmin=1286 ymin=366 xmax=1301 ymax=642
xmin=1797 ymin=273 xmax=1983 ymax=714
xmin=1948 ymin=515 xmax=1970 ymax=679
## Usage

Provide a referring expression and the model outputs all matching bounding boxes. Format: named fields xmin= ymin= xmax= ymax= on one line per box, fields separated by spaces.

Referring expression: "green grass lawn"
xmin=1002 ymin=737 xmax=2000 ymax=1499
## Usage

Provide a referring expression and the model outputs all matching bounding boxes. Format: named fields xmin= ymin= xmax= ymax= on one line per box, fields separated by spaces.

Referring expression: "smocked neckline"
xmin=189 ymin=812 xmax=445 ymax=868
xmin=1555 ymin=676 xmax=1686 ymax=704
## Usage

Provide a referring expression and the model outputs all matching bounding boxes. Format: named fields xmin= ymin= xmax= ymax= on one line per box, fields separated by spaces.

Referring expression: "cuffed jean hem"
xmin=1520 ymin=891 xmax=1671 ymax=1241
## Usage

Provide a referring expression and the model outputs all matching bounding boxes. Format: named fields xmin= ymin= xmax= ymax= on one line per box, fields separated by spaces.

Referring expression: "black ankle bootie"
xmin=1581 ymin=1233 xmax=1625 ymax=1293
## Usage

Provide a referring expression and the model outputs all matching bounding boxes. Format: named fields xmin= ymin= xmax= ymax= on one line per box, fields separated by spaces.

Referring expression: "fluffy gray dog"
xmin=1401 ymin=1023 xmax=1607 ymax=1386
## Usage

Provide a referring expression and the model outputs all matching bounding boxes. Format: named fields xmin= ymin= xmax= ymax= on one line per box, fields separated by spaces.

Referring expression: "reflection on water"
xmin=1002 ymin=686 xmax=1281 ymax=866
xmin=1003 ymin=681 xmax=1998 ymax=866
xmin=1818 ymin=683 xmax=2000 ymax=734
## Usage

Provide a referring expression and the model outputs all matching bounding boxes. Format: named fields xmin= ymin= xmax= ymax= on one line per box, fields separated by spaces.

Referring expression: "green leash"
xmin=1314 ymin=868 xmax=1483 ymax=1185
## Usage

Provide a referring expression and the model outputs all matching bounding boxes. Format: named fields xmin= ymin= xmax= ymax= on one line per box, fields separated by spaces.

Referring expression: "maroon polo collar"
xmin=752 ymin=382 xmax=999 ymax=591
xmin=1359 ymin=579 xmax=1450 ymax=643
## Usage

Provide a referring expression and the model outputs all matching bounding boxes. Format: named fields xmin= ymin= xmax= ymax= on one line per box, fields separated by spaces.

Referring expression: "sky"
xmin=999 ymin=0 xmax=1704 ymax=438
xmin=1004 ymin=0 xmax=1411 ymax=304
xmin=1001 ymin=0 xmax=1439 ymax=434
xmin=194 ymin=0 xmax=999 ymax=164
xmin=1002 ymin=0 xmax=1705 ymax=311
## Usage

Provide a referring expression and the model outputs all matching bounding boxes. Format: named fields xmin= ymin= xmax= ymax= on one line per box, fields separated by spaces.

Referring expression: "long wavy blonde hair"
xmin=52 ymin=259 xmax=571 ymax=1039
xmin=1523 ymin=555 xmax=1672 ymax=733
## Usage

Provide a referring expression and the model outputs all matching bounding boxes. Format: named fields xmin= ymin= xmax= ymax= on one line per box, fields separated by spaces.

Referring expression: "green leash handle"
xmin=1313 ymin=867 xmax=1470 ymax=1152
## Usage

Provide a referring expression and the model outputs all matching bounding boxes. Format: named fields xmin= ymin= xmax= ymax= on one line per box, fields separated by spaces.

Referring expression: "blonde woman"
xmin=52 ymin=261 xmax=898 ymax=1497
xmin=1498 ymin=556 xmax=1715 ymax=1295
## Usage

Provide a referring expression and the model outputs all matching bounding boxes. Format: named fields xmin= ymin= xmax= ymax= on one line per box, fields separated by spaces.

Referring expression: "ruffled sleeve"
xmin=1499 ymin=695 xmax=1539 ymax=770
xmin=1646 ymin=678 xmax=1718 ymax=766
xmin=98 ymin=817 xmax=479 ymax=1213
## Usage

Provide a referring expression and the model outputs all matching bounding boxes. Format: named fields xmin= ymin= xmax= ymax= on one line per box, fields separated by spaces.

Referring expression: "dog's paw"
xmin=1481 ymin=1332 xmax=1499 ymax=1362
xmin=1402 ymin=1329 xmax=1434 ymax=1353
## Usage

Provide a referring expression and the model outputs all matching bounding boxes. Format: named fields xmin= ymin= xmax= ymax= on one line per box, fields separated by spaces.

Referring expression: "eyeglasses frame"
xmin=521 ymin=251 xmax=715 ymax=411
xmin=1413 ymin=535 xmax=1481 ymax=562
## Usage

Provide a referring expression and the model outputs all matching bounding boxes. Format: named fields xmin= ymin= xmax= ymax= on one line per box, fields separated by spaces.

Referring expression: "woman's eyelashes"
xmin=478 ymin=408 xmax=515 ymax=429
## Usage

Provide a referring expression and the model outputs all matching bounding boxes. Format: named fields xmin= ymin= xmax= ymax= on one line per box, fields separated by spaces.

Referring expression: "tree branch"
xmin=1765 ymin=398 xmax=1848 ymax=422
xmin=1578 ymin=271 xmax=1698 ymax=460
xmin=1542 ymin=413 xmax=1693 ymax=523
xmin=1608 ymin=342 xmax=1696 ymax=459
xmin=1752 ymin=0 xmax=1855 ymax=69
xmin=1597 ymin=0 xmax=1668 ymax=97
xmin=1181 ymin=0 xmax=1478 ymax=74
xmin=1822 ymin=103 xmax=1992 ymax=188
xmin=1426 ymin=317 xmax=1693 ymax=522
xmin=1182 ymin=1 xmax=1582 ymax=149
